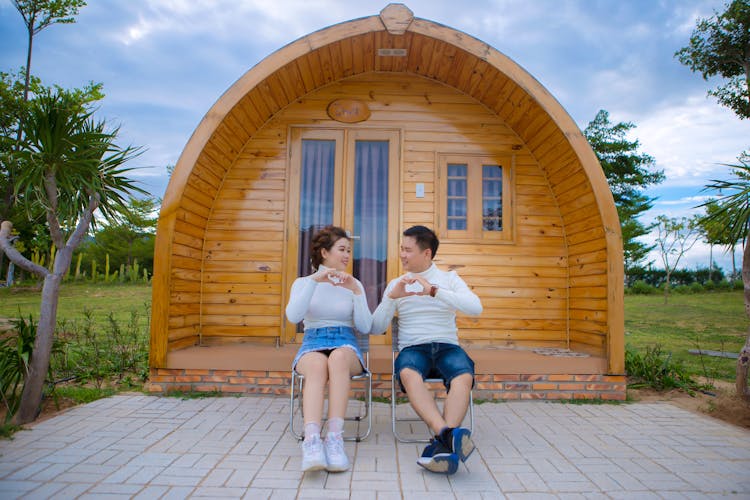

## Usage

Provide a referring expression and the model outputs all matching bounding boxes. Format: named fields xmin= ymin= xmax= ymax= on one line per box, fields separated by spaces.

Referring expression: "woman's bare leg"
xmin=295 ymin=351 xmax=329 ymax=426
xmin=326 ymin=348 xmax=362 ymax=420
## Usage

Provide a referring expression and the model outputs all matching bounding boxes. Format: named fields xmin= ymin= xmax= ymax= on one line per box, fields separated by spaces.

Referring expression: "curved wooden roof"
xmin=152 ymin=3 xmax=623 ymax=372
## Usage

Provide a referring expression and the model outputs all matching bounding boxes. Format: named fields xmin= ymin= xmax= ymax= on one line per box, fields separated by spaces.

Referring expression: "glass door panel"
xmin=297 ymin=139 xmax=336 ymax=278
xmin=353 ymin=140 xmax=389 ymax=312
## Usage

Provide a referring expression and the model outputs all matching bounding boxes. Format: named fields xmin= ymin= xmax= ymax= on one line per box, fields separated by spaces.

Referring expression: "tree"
xmin=13 ymin=0 xmax=86 ymax=103
xmin=653 ymin=215 xmax=701 ymax=304
xmin=3 ymin=0 xmax=86 ymax=221
xmin=81 ymin=196 xmax=158 ymax=276
xmin=0 ymin=73 xmax=100 ymax=282
xmin=0 ymin=88 xmax=144 ymax=424
xmin=584 ymin=110 xmax=665 ymax=272
xmin=699 ymin=199 xmax=742 ymax=279
xmin=675 ymin=0 xmax=750 ymax=120
xmin=0 ymin=71 xmax=35 ymax=279
xmin=700 ymin=156 xmax=750 ymax=401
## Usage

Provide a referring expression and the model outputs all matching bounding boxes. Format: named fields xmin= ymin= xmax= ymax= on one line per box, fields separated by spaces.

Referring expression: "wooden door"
xmin=284 ymin=127 xmax=400 ymax=342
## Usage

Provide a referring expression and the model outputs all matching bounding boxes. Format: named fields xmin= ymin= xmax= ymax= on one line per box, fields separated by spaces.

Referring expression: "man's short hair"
xmin=403 ymin=225 xmax=439 ymax=259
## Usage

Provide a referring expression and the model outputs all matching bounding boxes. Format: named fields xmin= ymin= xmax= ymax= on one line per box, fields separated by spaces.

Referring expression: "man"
xmin=371 ymin=225 xmax=482 ymax=474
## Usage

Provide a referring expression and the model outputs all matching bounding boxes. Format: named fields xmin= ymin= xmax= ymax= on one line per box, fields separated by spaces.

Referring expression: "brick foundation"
xmin=148 ymin=368 xmax=626 ymax=401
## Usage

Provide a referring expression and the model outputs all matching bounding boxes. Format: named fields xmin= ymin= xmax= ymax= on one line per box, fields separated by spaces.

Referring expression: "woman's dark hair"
xmin=311 ymin=225 xmax=350 ymax=269
xmin=403 ymin=225 xmax=439 ymax=259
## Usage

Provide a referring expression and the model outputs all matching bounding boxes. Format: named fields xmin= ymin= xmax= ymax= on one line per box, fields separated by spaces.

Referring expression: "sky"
xmin=1 ymin=0 xmax=748 ymax=274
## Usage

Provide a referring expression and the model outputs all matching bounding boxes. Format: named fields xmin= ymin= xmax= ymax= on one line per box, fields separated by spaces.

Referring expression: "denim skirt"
xmin=292 ymin=326 xmax=365 ymax=371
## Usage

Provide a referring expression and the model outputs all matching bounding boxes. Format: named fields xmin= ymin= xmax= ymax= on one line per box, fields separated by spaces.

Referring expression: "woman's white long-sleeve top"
xmin=285 ymin=266 xmax=373 ymax=333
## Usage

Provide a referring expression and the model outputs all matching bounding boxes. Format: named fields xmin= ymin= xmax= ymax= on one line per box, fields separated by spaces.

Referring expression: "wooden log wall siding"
xmin=150 ymin=4 xmax=624 ymax=379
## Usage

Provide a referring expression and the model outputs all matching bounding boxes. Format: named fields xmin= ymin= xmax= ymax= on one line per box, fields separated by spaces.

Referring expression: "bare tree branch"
xmin=0 ymin=220 xmax=49 ymax=277
xmin=43 ymin=172 xmax=64 ymax=247
xmin=65 ymin=192 xmax=99 ymax=250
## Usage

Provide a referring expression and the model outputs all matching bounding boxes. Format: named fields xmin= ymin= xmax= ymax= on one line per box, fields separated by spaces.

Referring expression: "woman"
xmin=285 ymin=225 xmax=373 ymax=472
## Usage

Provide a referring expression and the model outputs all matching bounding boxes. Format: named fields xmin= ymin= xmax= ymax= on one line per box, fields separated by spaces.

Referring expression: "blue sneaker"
xmin=451 ymin=427 xmax=475 ymax=462
xmin=416 ymin=437 xmax=458 ymax=474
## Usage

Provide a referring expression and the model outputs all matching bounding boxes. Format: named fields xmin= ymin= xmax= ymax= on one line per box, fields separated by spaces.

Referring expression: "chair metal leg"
xmin=345 ymin=370 xmax=372 ymax=442
xmin=289 ymin=370 xmax=305 ymax=441
xmin=289 ymin=369 xmax=372 ymax=442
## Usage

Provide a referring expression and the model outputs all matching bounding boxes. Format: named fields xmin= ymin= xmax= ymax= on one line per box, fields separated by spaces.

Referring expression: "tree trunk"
xmin=11 ymin=272 xmax=61 ymax=424
xmin=663 ymin=270 xmax=671 ymax=305
xmin=738 ymin=230 xmax=750 ymax=402
xmin=11 ymin=243 xmax=74 ymax=425
xmin=737 ymin=332 xmax=750 ymax=401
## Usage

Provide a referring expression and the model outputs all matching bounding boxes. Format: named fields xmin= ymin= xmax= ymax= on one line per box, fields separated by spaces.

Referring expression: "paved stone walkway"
xmin=0 ymin=394 xmax=748 ymax=499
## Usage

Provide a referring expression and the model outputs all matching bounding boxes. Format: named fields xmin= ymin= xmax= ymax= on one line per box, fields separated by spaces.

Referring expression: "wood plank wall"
xmin=197 ymin=72 xmax=570 ymax=350
xmin=157 ymin=29 xmax=615 ymax=361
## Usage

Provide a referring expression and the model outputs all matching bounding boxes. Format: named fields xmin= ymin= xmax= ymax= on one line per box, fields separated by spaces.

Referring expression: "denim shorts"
xmin=394 ymin=342 xmax=475 ymax=393
xmin=292 ymin=326 xmax=365 ymax=372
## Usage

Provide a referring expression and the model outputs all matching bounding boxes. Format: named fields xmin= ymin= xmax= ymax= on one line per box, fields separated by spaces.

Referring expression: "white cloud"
xmin=658 ymin=195 xmax=712 ymax=206
xmin=628 ymin=95 xmax=748 ymax=189
xmin=111 ymin=0 xmax=355 ymax=47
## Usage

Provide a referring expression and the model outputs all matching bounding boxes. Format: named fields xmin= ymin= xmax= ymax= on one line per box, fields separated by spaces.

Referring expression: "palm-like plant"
xmin=700 ymin=156 xmax=750 ymax=401
xmin=0 ymin=88 xmax=144 ymax=424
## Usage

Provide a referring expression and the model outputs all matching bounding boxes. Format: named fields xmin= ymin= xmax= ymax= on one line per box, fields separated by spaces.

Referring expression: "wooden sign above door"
xmin=327 ymin=99 xmax=371 ymax=123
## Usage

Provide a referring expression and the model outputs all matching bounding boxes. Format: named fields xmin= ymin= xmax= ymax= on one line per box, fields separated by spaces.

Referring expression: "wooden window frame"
xmin=436 ymin=153 xmax=514 ymax=243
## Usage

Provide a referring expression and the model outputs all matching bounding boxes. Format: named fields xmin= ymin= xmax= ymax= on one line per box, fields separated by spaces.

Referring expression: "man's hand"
xmin=388 ymin=274 xmax=432 ymax=299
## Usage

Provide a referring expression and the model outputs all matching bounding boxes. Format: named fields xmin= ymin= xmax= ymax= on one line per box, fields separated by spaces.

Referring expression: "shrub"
xmin=625 ymin=344 xmax=704 ymax=393
xmin=715 ymin=280 xmax=731 ymax=291
xmin=672 ymin=284 xmax=690 ymax=294
xmin=51 ymin=306 xmax=149 ymax=389
xmin=0 ymin=314 xmax=36 ymax=420
xmin=689 ymin=282 xmax=704 ymax=294
xmin=628 ymin=280 xmax=656 ymax=295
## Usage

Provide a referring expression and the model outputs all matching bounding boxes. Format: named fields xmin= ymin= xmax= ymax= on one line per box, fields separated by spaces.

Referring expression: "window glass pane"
xmin=448 ymin=199 xmax=467 ymax=217
xmin=353 ymin=140 xmax=389 ymax=312
xmin=482 ymin=164 xmax=503 ymax=232
xmin=447 ymin=163 xmax=467 ymax=231
xmin=448 ymin=164 xmax=467 ymax=177
xmin=448 ymin=218 xmax=466 ymax=230
xmin=448 ymin=178 xmax=466 ymax=197
xmin=483 ymin=164 xmax=502 ymax=178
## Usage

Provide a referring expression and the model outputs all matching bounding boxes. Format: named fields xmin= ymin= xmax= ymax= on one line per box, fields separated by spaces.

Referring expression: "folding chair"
xmin=289 ymin=329 xmax=372 ymax=442
xmin=391 ymin=318 xmax=474 ymax=443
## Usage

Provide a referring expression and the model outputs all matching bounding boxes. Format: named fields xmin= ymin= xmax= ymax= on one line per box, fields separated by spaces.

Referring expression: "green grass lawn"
xmin=0 ymin=281 xmax=152 ymax=329
xmin=625 ymin=291 xmax=746 ymax=383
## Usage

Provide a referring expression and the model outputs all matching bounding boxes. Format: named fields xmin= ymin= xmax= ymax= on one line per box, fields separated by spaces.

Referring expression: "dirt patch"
xmin=1 ymin=393 xmax=80 ymax=427
xmin=628 ymin=379 xmax=750 ymax=430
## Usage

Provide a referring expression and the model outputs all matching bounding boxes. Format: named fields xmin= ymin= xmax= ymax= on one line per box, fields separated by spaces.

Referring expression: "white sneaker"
xmin=324 ymin=431 xmax=350 ymax=472
xmin=301 ymin=434 xmax=326 ymax=472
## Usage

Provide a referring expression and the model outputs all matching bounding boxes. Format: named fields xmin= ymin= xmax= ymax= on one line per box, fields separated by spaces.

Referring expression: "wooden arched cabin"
xmin=149 ymin=4 xmax=625 ymax=400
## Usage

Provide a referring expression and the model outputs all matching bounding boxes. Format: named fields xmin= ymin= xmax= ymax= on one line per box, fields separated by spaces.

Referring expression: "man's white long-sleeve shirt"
xmin=370 ymin=263 xmax=482 ymax=350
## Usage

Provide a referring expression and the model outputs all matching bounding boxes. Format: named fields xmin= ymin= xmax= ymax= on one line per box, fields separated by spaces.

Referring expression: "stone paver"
xmin=0 ymin=395 xmax=748 ymax=499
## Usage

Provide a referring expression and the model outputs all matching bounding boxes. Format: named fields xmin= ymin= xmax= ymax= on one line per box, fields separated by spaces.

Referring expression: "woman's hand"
xmin=331 ymin=271 xmax=361 ymax=294
xmin=311 ymin=269 xmax=362 ymax=295
xmin=310 ymin=268 xmax=336 ymax=283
